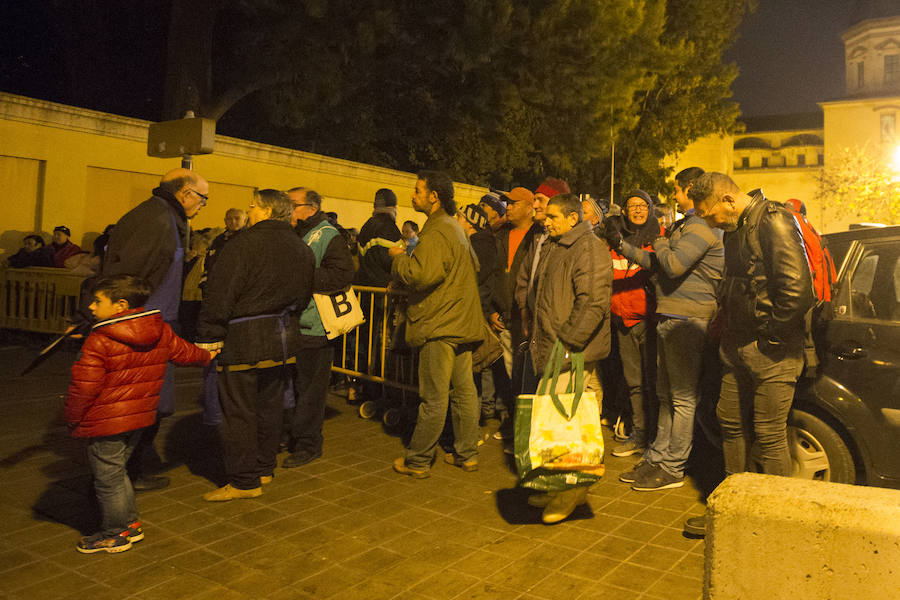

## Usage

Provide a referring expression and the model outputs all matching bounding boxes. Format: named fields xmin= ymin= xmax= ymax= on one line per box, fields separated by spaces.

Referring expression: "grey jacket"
xmin=392 ymin=209 xmax=483 ymax=348
xmin=529 ymin=221 xmax=612 ymax=374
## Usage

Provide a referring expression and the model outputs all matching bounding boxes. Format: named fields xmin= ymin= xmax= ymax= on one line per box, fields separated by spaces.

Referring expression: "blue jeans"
xmin=645 ymin=317 xmax=709 ymax=478
xmin=406 ymin=340 xmax=479 ymax=468
xmin=87 ymin=430 xmax=142 ymax=536
xmin=717 ymin=338 xmax=803 ymax=477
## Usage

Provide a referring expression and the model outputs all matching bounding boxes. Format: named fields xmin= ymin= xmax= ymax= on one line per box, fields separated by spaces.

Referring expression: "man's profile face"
xmin=178 ymin=179 xmax=210 ymax=218
xmin=505 ymin=196 xmax=533 ymax=225
xmin=224 ymin=210 xmax=247 ymax=232
xmin=582 ymin=201 xmax=600 ymax=226
xmin=52 ymin=231 xmax=68 ymax=245
xmin=544 ymin=203 xmax=575 ymax=238
xmin=411 ymin=179 xmax=434 ymax=214
xmin=24 ymin=237 xmax=41 ymax=252
xmin=401 ymin=223 xmax=417 ymax=240
xmin=480 ymin=203 xmax=504 ymax=230
xmin=674 ymin=182 xmax=692 ymax=213
xmin=533 ymin=193 xmax=550 ymax=222
xmin=696 ymin=193 xmax=738 ymax=232
xmin=289 ymin=189 xmax=317 ymax=226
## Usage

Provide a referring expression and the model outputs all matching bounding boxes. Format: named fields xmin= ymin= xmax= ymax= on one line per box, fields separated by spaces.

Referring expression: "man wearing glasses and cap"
xmin=103 ymin=167 xmax=210 ymax=491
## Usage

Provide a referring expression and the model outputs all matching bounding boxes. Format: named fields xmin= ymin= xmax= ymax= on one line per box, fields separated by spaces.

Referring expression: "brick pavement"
xmin=0 ymin=343 xmax=708 ymax=599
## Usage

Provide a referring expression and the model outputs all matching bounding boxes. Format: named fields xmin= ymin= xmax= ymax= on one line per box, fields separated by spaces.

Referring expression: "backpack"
xmin=784 ymin=208 xmax=837 ymax=305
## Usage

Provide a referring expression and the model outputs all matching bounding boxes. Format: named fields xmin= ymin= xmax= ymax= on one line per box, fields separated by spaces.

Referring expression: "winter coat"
xmin=51 ymin=241 xmax=83 ymax=268
xmin=719 ymin=190 xmax=815 ymax=346
xmin=610 ymin=228 xmax=663 ymax=327
xmin=495 ymin=222 xmax=543 ymax=322
xmin=7 ymin=246 xmax=54 ymax=268
xmin=66 ymin=308 xmax=210 ymax=438
xmin=355 ymin=213 xmax=402 ymax=286
xmin=104 ymin=192 xmax=188 ymax=291
xmin=295 ymin=211 xmax=356 ymax=341
xmin=620 ymin=213 xmax=724 ymax=319
xmin=469 ymin=228 xmax=502 ymax=319
xmin=197 ymin=219 xmax=315 ymax=366
xmin=529 ymin=221 xmax=612 ymax=373
xmin=391 ymin=209 xmax=483 ymax=348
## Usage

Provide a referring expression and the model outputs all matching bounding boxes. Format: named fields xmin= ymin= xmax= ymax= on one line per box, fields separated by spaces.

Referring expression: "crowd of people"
xmin=51 ymin=164 xmax=822 ymax=552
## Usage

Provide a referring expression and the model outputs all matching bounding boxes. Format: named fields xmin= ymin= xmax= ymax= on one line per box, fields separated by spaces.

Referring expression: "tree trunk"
xmin=163 ymin=0 xmax=220 ymax=120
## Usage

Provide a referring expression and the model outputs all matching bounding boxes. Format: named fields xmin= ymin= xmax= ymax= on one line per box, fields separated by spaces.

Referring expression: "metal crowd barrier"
xmin=0 ymin=267 xmax=88 ymax=334
xmin=330 ymin=285 xmax=419 ymax=394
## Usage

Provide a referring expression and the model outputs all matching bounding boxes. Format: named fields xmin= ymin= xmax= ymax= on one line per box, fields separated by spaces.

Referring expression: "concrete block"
xmin=704 ymin=472 xmax=900 ymax=600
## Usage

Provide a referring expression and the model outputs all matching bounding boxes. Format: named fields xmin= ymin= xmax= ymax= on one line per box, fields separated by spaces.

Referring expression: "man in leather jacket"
xmin=690 ymin=172 xmax=814 ymax=478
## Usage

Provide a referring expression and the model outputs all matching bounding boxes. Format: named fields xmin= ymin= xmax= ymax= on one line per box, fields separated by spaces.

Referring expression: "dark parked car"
xmin=787 ymin=224 xmax=900 ymax=489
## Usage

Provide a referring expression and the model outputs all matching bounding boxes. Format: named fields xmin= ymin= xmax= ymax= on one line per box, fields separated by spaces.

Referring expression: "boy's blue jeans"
xmin=87 ymin=430 xmax=142 ymax=536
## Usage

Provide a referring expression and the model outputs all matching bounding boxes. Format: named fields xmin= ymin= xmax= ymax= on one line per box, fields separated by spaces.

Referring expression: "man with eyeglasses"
xmin=103 ymin=167 xmax=210 ymax=491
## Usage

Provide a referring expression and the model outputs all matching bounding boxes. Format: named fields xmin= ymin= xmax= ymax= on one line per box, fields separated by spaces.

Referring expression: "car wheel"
xmin=787 ymin=409 xmax=856 ymax=484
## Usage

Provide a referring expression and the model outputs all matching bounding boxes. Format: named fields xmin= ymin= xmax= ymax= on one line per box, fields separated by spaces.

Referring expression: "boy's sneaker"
xmin=631 ymin=464 xmax=684 ymax=491
xmin=123 ymin=521 xmax=144 ymax=543
xmin=76 ymin=532 xmax=132 ymax=554
xmin=611 ymin=438 xmax=645 ymax=457
xmin=618 ymin=459 xmax=655 ymax=484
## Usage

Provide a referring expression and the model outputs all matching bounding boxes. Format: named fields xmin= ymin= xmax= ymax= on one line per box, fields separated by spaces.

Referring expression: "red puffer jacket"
xmin=66 ymin=308 xmax=210 ymax=438
xmin=611 ymin=243 xmax=655 ymax=327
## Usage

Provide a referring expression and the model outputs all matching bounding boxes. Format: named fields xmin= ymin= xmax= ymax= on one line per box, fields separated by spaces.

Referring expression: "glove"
xmin=601 ymin=218 xmax=624 ymax=250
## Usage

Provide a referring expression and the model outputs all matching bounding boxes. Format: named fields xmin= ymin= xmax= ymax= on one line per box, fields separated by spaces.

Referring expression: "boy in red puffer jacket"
xmin=66 ymin=275 xmax=213 ymax=553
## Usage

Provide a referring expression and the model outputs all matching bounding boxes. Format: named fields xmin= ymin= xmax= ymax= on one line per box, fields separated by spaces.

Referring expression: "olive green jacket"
xmin=392 ymin=209 xmax=483 ymax=348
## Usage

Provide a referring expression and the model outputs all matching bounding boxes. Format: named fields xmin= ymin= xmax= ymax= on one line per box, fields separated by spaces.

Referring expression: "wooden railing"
xmin=0 ymin=267 xmax=88 ymax=334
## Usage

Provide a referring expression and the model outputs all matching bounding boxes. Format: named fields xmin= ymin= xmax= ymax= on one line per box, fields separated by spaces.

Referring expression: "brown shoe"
xmin=443 ymin=453 xmax=478 ymax=472
xmin=542 ymin=486 xmax=590 ymax=524
xmin=202 ymin=484 xmax=262 ymax=502
xmin=393 ymin=457 xmax=430 ymax=479
xmin=259 ymin=475 xmax=273 ymax=485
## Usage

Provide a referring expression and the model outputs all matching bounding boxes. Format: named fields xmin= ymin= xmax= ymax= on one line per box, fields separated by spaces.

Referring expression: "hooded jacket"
xmin=529 ymin=221 xmax=612 ymax=373
xmin=355 ymin=212 xmax=402 ymax=286
xmin=66 ymin=308 xmax=210 ymax=438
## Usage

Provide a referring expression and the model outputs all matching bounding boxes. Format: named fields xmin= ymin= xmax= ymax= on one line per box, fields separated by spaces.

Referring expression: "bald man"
xmin=201 ymin=208 xmax=248 ymax=294
xmin=104 ymin=167 xmax=210 ymax=491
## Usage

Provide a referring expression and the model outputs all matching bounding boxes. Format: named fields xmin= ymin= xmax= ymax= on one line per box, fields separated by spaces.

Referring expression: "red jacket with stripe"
xmin=610 ymin=235 xmax=658 ymax=327
xmin=66 ymin=308 xmax=210 ymax=438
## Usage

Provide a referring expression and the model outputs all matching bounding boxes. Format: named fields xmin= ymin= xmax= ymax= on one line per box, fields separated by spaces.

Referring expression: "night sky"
xmin=726 ymin=0 xmax=855 ymax=117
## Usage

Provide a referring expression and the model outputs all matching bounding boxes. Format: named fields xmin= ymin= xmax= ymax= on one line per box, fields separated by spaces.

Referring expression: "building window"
xmin=858 ymin=61 xmax=865 ymax=88
xmin=886 ymin=55 xmax=899 ymax=85
xmin=818 ymin=154 xmax=824 ymax=165
xmin=797 ymin=154 xmax=806 ymax=167
xmin=761 ymin=157 xmax=768 ymax=168
xmin=741 ymin=157 xmax=749 ymax=169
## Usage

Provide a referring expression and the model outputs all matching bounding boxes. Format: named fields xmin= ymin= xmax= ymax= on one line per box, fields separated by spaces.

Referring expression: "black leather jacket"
xmin=719 ymin=190 xmax=814 ymax=347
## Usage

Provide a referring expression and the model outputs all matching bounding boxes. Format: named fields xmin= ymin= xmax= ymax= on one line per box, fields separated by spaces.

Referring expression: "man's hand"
xmin=208 ymin=349 xmax=221 ymax=361
xmin=388 ymin=245 xmax=405 ymax=258
xmin=489 ymin=312 xmax=505 ymax=332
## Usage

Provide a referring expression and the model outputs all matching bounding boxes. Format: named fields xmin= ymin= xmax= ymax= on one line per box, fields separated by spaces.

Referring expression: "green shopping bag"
xmin=514 ymin=340 xmax=605 ymax=492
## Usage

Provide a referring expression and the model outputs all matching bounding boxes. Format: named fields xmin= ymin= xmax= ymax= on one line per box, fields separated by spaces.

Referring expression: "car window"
xmin=848 ymin=242 xmax=900 ymax=322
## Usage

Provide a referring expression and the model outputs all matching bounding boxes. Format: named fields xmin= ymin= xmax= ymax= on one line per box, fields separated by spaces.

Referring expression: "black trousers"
xmin=217 ymin=365 xmax=286 ymax=489
xmin=287 ymin=345 xmax=334 ymax=454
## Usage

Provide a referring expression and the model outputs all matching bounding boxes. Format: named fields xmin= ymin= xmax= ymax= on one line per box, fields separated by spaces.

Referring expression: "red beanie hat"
xmin=534 ymin=177 xmax=570 ymax=198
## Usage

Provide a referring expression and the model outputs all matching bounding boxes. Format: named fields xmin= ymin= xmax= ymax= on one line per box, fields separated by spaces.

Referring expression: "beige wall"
xmin=0 ymin=93 xmax=485 ymax=258
xmin=665 ymin=134 xmax=734 ymax=177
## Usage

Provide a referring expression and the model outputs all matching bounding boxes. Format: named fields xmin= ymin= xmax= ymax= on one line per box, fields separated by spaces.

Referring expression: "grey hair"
xmin=255 ymin=188 xmax=293 ymax=222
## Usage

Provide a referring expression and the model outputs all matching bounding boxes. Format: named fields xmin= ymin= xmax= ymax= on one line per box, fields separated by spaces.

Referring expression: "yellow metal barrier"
xmin=0 ymin=267 xmax=88 ymax=334
xmin=331 ymin=285 xmax=418 ymax=394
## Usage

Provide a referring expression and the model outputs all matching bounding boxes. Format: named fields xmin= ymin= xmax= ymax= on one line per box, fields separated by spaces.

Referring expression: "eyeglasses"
xmin=188 ymin=189 xmax=209 ymax=205
xmin=695 ymin=195 xmax=723 ymax=218
xmin=626 ymin=204 xmax=649 ymax=212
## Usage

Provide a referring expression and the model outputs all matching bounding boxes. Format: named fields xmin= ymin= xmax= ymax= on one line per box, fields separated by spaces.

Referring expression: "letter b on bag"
xmin=331 ymin=292 xmax=352 ymax=317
